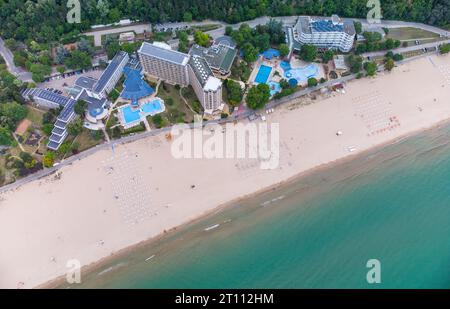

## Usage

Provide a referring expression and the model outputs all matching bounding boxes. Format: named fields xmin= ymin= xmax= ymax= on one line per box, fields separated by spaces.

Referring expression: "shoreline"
xmin=1 ymin=54 xmax=450 ymax=289
xmin=39 ymin=115 xmax=450 ymax=289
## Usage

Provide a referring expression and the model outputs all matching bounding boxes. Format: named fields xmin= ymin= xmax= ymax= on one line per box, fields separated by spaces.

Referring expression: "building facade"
xmin=138 ymin=42 xmax=189 ymax=86
xmin=289 ymin=15 xmax=355 ymax=53
xmin=188 ymin=56 xmax=223 ymax=113
xmin=138 ymin=42 xmax=227 ymax=114
xmin=92 ymin=51 xmax=129 ymax=98
xmin=22 ymin=51 xmax=128 ymax=150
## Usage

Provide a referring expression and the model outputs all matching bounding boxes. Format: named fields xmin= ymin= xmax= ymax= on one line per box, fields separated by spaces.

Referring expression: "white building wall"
xmin=138 ymin=52 xmax=189 ymax=86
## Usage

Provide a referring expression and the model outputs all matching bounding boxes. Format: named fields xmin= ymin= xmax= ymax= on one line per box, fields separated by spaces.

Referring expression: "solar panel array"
xmin=139 ymin=42 xmax=189 ymax=65
xmin=23 ymin=88 xmax=72 ymax=107
xmin=94 ymin=51 xmax=128 ymax=93
xmin=58 ymin=99 xmax=76 ymax=122
xmin=51 ymin=126 xmax=65 ymax=136
xmin=190 ymin=56 xmax=213 ymax=86
xmin=311 ymin=20 xmax=344 ymax=33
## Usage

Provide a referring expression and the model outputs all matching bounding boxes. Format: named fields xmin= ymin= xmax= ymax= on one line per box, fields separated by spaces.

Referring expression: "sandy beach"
xmin=1 ymin=54 xmax=449 ymax=289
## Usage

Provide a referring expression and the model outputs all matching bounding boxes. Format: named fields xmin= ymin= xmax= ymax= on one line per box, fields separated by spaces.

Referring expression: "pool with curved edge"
xmin=281 ymin=61 xmax=319 ymax=82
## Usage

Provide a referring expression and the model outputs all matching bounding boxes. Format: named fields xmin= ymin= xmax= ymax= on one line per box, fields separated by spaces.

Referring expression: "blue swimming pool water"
xmin=254 ymin=65 xmax=272 ymax=84
xmin=141 ymin=99 xmax=164 ymax=115
xmin=122 ymin=105 xmax=141 ymax=124
xmin=261 ymin=48 xmax=280 ymax=60
xmin=121 ymin=99 xmax=165 ymax=125
xmin=281 ymin=61 xmax=319 ymax=82
xmin=267 ymin=81 xmax=281 ymax=96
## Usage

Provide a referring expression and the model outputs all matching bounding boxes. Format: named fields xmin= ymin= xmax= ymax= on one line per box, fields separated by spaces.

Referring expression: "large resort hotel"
xmin=138 ymin=40 xmax=237 ymax=114
xmin=22 ymin=51 xmax=130 ymax=150
xmin=286 ymin=15 xmax=356 ymax=53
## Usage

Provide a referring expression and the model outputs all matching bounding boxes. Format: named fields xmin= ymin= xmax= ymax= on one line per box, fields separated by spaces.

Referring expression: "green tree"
xmin=440 ymin=43 xmax=450 ymax=54
xmin=393 ymin=53 xmax=404 ymax=61
xmin=279 ymin=44 xmax=290 ymax=57
xmin=348 ymin=55 xmax=363 ymax=73
xmin=67 ymin=119 xmax=83 ymax=136
xmin=57 ymin=142 xmax=71 ymax=156
xmin=194 ymin=31 xmax=210 ymax=47
xmin=42 ymin=123 xmax=54 ymax=136
xmin=225 ymin=79 xmax=244 ymax=106
xmin=19 ymin=151 xmax=36 ymax=169
xmin=152 ymin=114 xmax=163 ymax=128
xmin=364 ymin=61 xmax=378 ymax=76
xmin=64 ymin=50 xmax=92 ymax=70
xmin=299 ymin=44 xmax=317 ymax=62
xmin=183 ymin=12 xmax=193 ymax=22
xmin=242 ymin=43 xmax=258 ymax=63
xmin=77 ymin=38 xmax=93 ymax=55
xmin=105 ymin=38 xmax=121 ymax=59
xmin=246 ymin=84 xmax=270 ymax=110
xmin=307 ymin=77 xmax=318 ymax=87
xmin=353 ymin=21 xmax=362 ymax=34
xmin=30 ymin=63 xmax=51 ymax=83
xmin=0 ymin=126 xmax=13 ymax=146
xmin=43 ymin=151 xmax=55 ymax=168
xmin=384 ymin=58 xmax=395 ymax=71
xmin=322 ymin=49 xmax=334 ymax=63
xmin=0 ymin=102 xmax=28 ymax=129
xmin=74 ymin=100 xmax=87 ymax=116
xmin=384 ymin=38 xmax=396 ymax=50
xmin=225 ymin=26 xmax=233 ymax=36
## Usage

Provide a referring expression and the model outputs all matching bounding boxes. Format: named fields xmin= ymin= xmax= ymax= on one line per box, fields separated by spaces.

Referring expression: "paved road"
xmin=353 ymin=18 xmax=450 ymax=38
xmin=0 ymin=37 xmax=32 ymax=81
xmin=84 ymin=23 xmax=152 ymax=46
xmin=362 ymin=39 xmax=450 ymax=58
xmin=138 ymin=15 xmax=450 ymax=41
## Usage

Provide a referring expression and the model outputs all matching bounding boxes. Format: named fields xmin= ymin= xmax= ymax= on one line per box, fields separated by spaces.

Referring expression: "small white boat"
xmin=145 ymin=255 xmax=155 ymax=262
xmin=204 ymin=224 xmax=220 ymax=231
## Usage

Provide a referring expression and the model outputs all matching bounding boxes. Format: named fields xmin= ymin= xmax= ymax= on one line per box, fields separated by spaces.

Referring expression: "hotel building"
xmin=22 ymin=51 xmax=129 ymax=150
xmin=287 ymin=15 xmax=356 ymax=53
xmin=138 ymin=42 xmax=228 ymax=113
xmin=138 ymin=42 xmax=189 ymax=86
xmin=188 ymin=56 xmax=223 ymax=113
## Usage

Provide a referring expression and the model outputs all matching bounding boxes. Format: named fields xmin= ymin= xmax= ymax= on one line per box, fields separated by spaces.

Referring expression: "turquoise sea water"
xmin=69 ymin=123 xmax=450 ymax=289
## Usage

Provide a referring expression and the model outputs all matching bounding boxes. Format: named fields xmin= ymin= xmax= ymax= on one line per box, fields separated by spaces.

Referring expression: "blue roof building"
xmin=120 ymin=67 xmax=154 ymax=106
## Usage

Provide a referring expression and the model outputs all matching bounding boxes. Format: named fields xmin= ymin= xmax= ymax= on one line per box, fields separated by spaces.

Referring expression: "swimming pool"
xmin=281 ymin=61 xmax=319 ymax=82
xmin=254 ymin=65 xmax=272 ymax=84
xmin=141 ymin=99 xmax=164 ymax=116
xmin=267 ymin=81 xmax=281 ymax=96
xmin=121 ymin=105 xmax=141 ymax=124
xmin=120 ymin=98 xmax=166 ymax=126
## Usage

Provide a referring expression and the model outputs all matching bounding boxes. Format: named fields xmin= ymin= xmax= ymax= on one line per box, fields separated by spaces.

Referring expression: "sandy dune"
xmin=1 ymin=54 xmax=449 ymax=288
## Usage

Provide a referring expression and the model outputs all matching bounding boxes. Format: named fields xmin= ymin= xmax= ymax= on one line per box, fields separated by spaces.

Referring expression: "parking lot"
xmin=38 ymin=68 xmax=105 ymax=94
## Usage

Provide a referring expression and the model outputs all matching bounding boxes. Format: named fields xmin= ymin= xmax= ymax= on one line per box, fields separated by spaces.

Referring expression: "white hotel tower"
xmin=290 ymin=15 xmax=356 ymax=53
xmin=138 ymin=42 xmax=223 ymax=114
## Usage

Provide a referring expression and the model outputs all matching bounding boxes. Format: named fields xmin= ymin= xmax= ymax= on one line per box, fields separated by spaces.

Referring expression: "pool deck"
xmin=249 ymin=56 xmax=326 ymax=88
xmin=118 ymin=97 xmax=166 ymax=129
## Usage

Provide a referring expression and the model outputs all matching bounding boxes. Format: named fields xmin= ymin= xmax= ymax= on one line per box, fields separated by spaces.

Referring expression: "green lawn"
xmin=191 ymin=24 xmax=221 ymax=32
xmin=157 ymin=82 xmax=197 ymax=125
xmin=69 ymin=129 xmax=103 ymax=153
xmin=26 ymin=106 xmax=44 ymax=124
xmin=387 ymin=27 xmax=439 ymax=40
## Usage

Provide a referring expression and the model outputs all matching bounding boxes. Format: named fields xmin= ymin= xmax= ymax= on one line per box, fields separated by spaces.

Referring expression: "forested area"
xmin=0 ymin=0 xmax=449 ymax=44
